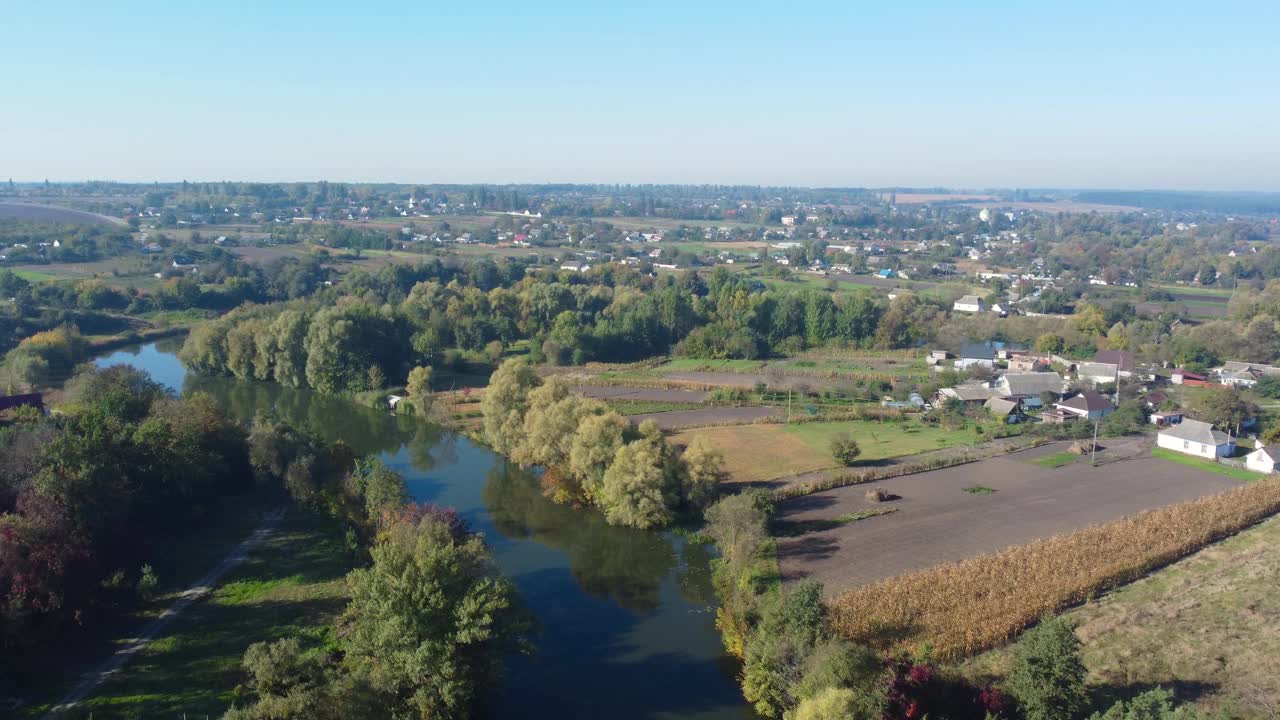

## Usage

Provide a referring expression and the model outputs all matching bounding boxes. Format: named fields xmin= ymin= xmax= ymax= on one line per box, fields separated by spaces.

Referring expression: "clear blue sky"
xmin=5 ymin=1 xmax=1278 ymax=189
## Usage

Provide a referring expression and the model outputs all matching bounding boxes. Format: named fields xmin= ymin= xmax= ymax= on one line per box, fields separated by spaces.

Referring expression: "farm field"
xmin=633 ymin=405 xmax=779 ymax=429
xmin=670 ymin=419 xmax=978 ymax=483
xmin=0 ymin=201 xmax=127 ymax=226
xmin=958 ymin=515 xmax=1280 ymax=717
xmin=780 ymin=420 xmax=978 ymax=459
xmin=775 ymin=442 xmax=1244 ymax=593
xmin=22 ymin=512 xmax=353 ymax=719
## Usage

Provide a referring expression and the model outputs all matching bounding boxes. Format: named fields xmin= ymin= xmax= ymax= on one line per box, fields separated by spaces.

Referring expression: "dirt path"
xmin=43 ymin=508 xmax=286 ymax=719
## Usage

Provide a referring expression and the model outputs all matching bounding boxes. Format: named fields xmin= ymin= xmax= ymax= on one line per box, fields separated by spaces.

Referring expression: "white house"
xmin=560 ymin=261 xmax=590 ymax=272
xmin=1055 ymin=390 xmax=1114 ymax=421
xmin=953 ymin=295 xmax=986 ymax=313
xmin=1077 ymin=362 xmax=1120 ymax=386
xmin=1156 ymin=419 xmax=1235 ymax=459
xmin=1245 ymin=445 xmax=1280 ymax=473
xmin=954 ymin=343 xmax=995 ymax=370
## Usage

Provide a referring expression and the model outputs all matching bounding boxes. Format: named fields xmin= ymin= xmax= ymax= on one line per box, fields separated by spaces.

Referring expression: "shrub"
xmin=1006 ymin=617 xmax=1087 ymax=720
xmin=830 ymin=433 xmax=862 ymax=466
xmin=864 ymin=487 xmax=890 ymax=503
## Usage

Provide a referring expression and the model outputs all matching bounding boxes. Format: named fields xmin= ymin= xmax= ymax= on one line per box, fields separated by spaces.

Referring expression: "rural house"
xmin=954 ymin=343 xmax=996 ymax=370
xmin=953 ymin=295 xmax=985 ymax=313
xmin=1245 ymin=445 xmax=1280 ymax=474
xmin=936 ymin=383 xmax=998 ymax=405
xmin=1008 ymin=355 xmax=1050 ymax=372
xmin=983 ymin=397 xmax=1022 ymax=423
xmin=1055 ymin=390 xmax=1114 ymax=421
xmin=1157 ymin=419 xmax=1235 ymax=459
xmin=995 ymin=372 xmax=1067 ymax=407
xmin=1077 ymin=362 xmax=1120 ymax=386
xmin=1093 ymin=350 xmax=1136 ymax=378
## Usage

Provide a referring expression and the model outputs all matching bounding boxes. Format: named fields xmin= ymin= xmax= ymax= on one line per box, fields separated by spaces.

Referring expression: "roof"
xmin=984 ymin=397 xmax=1020 ymax=415
xmin=1160 ymin=418 xmax=1231 ymax=446
xmin=1058 ymin=390 xmax=1113 ymax=413
xmin=1249 ymin=444 xmax=1280 ymax=461
xmin=1093 ymin=350 xmax=1136 ymax=372
xmin=1222 ymin=361 xmax=1280 ymax=377
xmin=1145 ymin=391 xmax=1168 ymax=405
xmin=955 ymin=295 xmax=984 ymax=306
xmin=943 ymin=384 xmax=998 ymax=401
xmin=1172 ymin=368 xmax=1206 ymax=379
xmin=1078 ymin=361 xmax=1120 ymax=379
xmin=999 ymin=372 xmax=1066 ymax=397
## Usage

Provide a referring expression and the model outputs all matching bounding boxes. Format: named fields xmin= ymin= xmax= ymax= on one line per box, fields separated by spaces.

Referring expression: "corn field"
xmin=827 ymin=479 xmax=1280 ymax=660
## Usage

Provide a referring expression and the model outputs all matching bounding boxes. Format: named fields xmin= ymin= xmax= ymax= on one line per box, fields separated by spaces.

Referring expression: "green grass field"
xmin=20 ymin=512 xmax=353 ymax=719
xmin=1151 ymin=447 xmax=1258 ymax=481
xmin=781 ymin=420 xmax=979 ymax=461
xmin=12 ymin=268 xmax=61 ymax=282
xmin=1031 ymin=451 xmax=1080 ymax=468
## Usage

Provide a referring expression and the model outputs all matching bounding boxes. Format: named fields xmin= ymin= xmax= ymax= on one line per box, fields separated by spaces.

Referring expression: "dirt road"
xmin=43 ymin=508 xmax=286 ymax=719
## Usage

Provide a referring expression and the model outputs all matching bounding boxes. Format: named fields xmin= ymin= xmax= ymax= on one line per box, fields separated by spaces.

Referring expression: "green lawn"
xmin=12 ymin=268 xmax=60 ymax=282
xmin=1151 ymin=447 xmax=1259 ymax=481
xmin=21 ymin=512 xmax=354 ymax=719
xmin=781 ymin=420 xmax=980 ymax=461
xmin=1031 ymin=451 xmax=1080 ymax=468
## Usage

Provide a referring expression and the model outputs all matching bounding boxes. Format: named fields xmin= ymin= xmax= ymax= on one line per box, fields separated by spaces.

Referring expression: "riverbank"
xmin=80 ymin=343 xmax=753 ymax=719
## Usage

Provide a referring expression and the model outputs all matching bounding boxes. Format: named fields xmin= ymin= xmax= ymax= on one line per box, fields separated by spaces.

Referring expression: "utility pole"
xmin=1091 ymin=417 xmax=1099 ymax=466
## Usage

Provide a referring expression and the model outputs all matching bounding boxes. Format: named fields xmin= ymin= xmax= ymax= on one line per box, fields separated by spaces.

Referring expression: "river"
xmin=94 ymin=340 xmax=753 ymax=719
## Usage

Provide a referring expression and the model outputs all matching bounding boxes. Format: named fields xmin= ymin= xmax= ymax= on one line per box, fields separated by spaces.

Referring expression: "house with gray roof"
xmin=1156 ymin=419 xmax=1234 ymax=459
xmin=1055 ymin=390 xmax=1114 ymax=421
xmin=995 ymin=372 xmax=1067 ymax=406
xmin=1246 ymin=445 xmax=1280 ymax=473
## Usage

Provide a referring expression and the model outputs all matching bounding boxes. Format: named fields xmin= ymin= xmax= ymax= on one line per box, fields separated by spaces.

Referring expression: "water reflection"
xmin=94 ymin=343 xmax=753 ymax=719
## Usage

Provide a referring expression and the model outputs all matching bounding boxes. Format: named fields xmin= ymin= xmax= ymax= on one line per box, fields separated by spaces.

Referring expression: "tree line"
xmin=179 ymin=262 xmax=942 ymax=395
xmin=481 ymin=360 xmax=724 ymax=528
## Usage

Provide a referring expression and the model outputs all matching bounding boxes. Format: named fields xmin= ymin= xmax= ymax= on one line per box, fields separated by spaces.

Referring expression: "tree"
xmin=1035 ymin=333 xmax=1066 ymax=354
xmin=789 ymin=686 xmax=885 ymax=720
xmin=405 ymin=365 xmax=433 ymax=414
xmin=680 ymin=435 xmax=726 ymax=512
xmin=568 ymin=411 xmax=629 ymax=500
xmin=829 ymin=434 xmax=862 ymax=466
xmin=1196 ymin=386 xmax=1258 ymax=432
xmin=1006 ymin=617 xmax=1087 ymax=720
xmin=598 ymin=431 xmax=676 ymax=529
xmin=480 ymin=359 xmax=541 ymax=454
xmin=341 ymin=512 xmax=532 ymax=719
xmin=1089 ymin=688 xmax=1205 ymax=720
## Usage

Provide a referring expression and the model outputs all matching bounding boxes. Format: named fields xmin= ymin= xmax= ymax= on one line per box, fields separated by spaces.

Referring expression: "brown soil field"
xmin=776 ymin=443 xmax=1243 ymax=594
xmin=572 ymin=386 xmax=709 ymax=403
xmin=0 ymin=202 xmax=127 ymax=226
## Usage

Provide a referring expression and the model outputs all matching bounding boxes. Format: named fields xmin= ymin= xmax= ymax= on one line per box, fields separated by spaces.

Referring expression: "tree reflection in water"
xmin=482 ymin=462 xmax=681 ymax=615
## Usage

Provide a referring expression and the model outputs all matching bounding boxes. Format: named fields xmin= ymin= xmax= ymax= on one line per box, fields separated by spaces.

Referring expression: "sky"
xmin=4 ymin=1 xmax=1279 ymax=190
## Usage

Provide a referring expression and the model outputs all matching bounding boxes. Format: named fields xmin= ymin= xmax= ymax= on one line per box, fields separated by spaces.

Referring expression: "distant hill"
xmin=1072 ymin=190 xmax=1280 ymax=215
xmin=0 ymin=202 xmax=127 ymax=227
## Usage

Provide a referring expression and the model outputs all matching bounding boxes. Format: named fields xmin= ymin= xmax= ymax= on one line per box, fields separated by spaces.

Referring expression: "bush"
xmin=830 ymin=434 xmax=862 ymax=466
xmin=1006 ymin=617 xmax=1087 ymax=720
xmin=864 ymin=487 xmax=890 ymax=503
